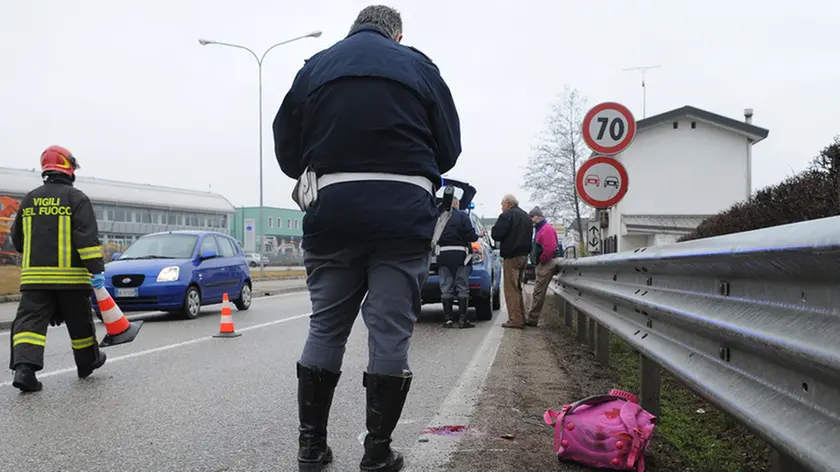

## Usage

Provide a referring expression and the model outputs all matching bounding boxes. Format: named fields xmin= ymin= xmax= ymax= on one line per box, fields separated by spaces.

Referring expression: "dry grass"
xmin=249 ymin=268 xmax=306 ymax=280
xmin=0 ymin=266 xmax=19 ymax=296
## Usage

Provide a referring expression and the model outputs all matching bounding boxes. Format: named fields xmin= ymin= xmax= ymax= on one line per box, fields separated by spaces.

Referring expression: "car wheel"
xmin=475 ymin=296 xmax=493 ymax=321
xmin=181 ymin=286 xmax=202 ymax=320
xmin=249 ymin=261 xmax=257 ymax=268
xmin=492 ymin=287 xmax=501 ymax=311
xmin=234 ymin=281 xmax=252 ymax=311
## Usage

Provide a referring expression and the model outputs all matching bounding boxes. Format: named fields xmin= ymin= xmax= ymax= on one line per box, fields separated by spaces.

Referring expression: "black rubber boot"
xmin=297 ymin=362 xmax=341 ymax=471
xmin=359 ymin=371 xmax=413 ymax=472
xmin=458 ymin=297 xmax=474 ymax=329
xmin=12 ymin=364 xmax=42 ymax=393
xmin=78 ymin=352 xmax=107 ymax=379
xmin=442 ymin=298 xmax=455 ymax=328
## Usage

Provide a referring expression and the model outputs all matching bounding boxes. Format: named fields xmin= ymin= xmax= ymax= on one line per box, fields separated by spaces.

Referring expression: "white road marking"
xmin=0 ymin=312 xmax=311 ymax=387
xmin=403 ymin=313 xmax=506 ymax=471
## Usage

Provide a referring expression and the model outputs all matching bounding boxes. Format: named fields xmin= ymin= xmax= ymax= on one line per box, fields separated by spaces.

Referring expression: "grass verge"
xmin=0 ymin=266 xmax=305 ymax=296
xmin=250 ymin=269 xmax=306 ymax=280
xmin=607 ymin=332 xmax=771 ymax=472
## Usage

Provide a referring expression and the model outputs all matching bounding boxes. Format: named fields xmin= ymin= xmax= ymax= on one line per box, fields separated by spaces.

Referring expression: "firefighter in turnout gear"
xmin=8 ymin=145 xmax=107 ymax=392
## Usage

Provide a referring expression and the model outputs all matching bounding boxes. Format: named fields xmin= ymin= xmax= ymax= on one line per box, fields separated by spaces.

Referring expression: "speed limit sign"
xmin=582 ymin=102 xmax=637 ymax=155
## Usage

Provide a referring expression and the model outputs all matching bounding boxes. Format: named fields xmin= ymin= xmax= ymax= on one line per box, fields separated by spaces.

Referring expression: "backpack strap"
xmin=566 ymin=394 xmax=625 ymax=415
xmin=544 ymin=404 xmax=574 ymax=454
xmin=619 ymin=401 xmax=656 ymax=472
xmin=544 ymin=404 xmax=572 ymax=426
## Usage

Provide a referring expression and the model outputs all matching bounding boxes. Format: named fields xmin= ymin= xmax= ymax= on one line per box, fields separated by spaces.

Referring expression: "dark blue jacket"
xmin=436 ymin=209 xmax=478 ymax=271
xmin=273 ymin=25 xmax=462 ymax=251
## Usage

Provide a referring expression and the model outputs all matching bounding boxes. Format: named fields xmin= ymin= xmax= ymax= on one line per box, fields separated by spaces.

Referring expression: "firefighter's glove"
xmin=90 ymin=273 xmax=106 ymax=289
xmin=49 ymin=313 xmax=64 ymax=327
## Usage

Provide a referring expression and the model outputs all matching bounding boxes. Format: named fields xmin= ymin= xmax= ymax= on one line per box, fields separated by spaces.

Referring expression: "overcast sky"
xmin=2 ymin=0 xmax=838 ymax=221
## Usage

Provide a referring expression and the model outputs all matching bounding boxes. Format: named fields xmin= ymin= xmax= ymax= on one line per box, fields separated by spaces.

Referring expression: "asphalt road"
xmin=0 ymin=289 xmax=506 ymax=471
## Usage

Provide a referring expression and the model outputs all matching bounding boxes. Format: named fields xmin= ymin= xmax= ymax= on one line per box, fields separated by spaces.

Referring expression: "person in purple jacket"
xmin=526 ymin=206 xmax=562 ymax=327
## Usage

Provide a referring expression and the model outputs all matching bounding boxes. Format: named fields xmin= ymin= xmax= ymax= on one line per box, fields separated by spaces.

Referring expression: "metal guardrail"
xmin=550 ymin=216 xmax=840 ymax=472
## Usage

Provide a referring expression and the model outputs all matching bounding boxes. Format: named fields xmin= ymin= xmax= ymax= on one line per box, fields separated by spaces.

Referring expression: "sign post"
xmin=579 ymin=101 xmax=637 ymax=255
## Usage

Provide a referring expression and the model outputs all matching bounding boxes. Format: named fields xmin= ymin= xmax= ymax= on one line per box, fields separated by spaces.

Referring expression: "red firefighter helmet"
xmin=40 ymin=145 xmax=80 ymax=176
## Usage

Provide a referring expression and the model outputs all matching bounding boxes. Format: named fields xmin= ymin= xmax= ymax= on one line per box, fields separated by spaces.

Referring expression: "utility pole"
xmin=622 ymin=64 xmax=661 ymax=118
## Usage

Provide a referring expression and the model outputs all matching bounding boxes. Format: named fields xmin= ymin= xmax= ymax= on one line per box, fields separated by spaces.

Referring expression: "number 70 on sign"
xmin=582 ymin=102 xmax=637 ymax=156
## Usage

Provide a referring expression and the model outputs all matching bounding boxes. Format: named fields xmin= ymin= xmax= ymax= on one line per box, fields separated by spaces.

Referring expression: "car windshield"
xmin=119 ymin=234 xmax=199 ymax=260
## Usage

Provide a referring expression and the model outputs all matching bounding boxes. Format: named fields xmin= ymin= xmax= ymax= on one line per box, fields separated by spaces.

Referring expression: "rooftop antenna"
xmin=622 ymin=64 xmax=661 ymax=118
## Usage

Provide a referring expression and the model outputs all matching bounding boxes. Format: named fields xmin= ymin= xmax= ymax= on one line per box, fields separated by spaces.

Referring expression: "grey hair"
xmin=503 ymin=194 xmax=519 ymax=206
xmin=350 ymin=5 xmax=403 ymax=40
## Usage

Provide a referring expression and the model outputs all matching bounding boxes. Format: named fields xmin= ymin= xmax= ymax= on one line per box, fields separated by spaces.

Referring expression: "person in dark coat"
xmin=435 ymin=197 xmax=480 ymax=329
xmin=490 ymin=194 xmax=533 ymax=329
xmin=272 ymin=5 xmax=461 ymax=472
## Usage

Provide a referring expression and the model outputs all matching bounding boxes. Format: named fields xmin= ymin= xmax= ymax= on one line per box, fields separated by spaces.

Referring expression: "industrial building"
xmin=232 ymin=206 xmax=304 ymax=255
xmin=0 ymin=166 xmax=236 ymax=261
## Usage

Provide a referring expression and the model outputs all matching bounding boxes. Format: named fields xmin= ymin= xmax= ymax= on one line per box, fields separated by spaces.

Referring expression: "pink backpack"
xmin=543 ymin=389 xmax=656 ymax=471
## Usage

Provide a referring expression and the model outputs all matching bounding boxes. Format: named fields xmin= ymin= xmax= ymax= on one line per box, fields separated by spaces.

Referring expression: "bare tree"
xmin=522 ymin=86 xmax=591 ymax=247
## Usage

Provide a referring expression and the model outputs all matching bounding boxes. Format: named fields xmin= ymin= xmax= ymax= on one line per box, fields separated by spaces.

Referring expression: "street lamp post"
xmin=198 ymin=31 xmax=322 ymax=277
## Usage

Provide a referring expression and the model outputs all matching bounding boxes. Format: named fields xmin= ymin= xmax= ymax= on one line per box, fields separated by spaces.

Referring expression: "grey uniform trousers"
xmin=439 ymin=264 xmax=471 ymax=300
xmin=299 ymin=239 xmax=431 ymax=375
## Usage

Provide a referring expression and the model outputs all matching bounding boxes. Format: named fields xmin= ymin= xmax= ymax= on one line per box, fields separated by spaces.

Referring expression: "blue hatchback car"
xmin=92 ymin=231 xmax=252 ymax=320
xmin=421 ymin=210 xmax=502 ymax=321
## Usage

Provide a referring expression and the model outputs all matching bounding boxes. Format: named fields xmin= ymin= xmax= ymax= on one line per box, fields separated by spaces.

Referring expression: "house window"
xmin=672 ymin=121 xmax=678 ymax=129
xmin=294 ymin=219 xmax=299 ymax=229
xmin=268 ymin=217 xmax=273 ymax=228
xmin=691 ymin=121 xmax=697 ymax=129
xmin=287 ymin=218 xmax=292 ymax=229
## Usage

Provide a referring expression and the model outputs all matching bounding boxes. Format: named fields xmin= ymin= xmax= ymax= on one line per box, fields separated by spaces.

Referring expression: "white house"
xmin=604 ymin=105 xmax=770 ymax=252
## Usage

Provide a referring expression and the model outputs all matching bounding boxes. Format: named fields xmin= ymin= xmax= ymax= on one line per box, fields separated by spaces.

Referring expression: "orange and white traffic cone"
xmin=94 ymin=287 xmax=144 ymax=347
xmin=213 ymin=293 xmax=241 ymax=338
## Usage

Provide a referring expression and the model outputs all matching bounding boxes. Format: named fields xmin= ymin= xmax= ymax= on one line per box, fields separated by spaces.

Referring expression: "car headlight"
xmin=156 ymin=266 xmax=180 ymax=282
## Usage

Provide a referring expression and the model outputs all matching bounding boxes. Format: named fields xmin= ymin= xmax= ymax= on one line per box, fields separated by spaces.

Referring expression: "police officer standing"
xmin=436 ymin=197 xmax=480 ymax=329
xmin=273 ymin=5 xmax=461 ymax=471
xmin=9 ymin=145 xmax=107 ymax=393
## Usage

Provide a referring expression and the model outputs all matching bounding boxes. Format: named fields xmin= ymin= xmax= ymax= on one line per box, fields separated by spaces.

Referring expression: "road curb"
xmin=0 ymin=284 xmax=308 ymax=331
xmin=252 ymin=284 xmax=308 ymax=298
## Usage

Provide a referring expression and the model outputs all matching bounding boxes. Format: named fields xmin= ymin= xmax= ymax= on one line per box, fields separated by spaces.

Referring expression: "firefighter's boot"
xmin=78 ymin=351 xmax=107 ymax=379
xmin=297 ymin=362 xmax=341 ymax=471
xmin=360 ymin=371 xmax=413 ymax=471
xmin=12 ymin=364 xmax=42 ymax=393
xmin=442 ymin=298 xmax=455 ymax=328
xmin=458 ymin=297 xmax=474 ymax=329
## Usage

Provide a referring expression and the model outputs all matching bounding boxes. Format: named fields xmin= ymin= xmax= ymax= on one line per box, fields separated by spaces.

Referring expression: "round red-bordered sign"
xmin=575 ymin=156 xmax=629 ymax=208
xmin=582 ymin=102 xmax=637 ymax=155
